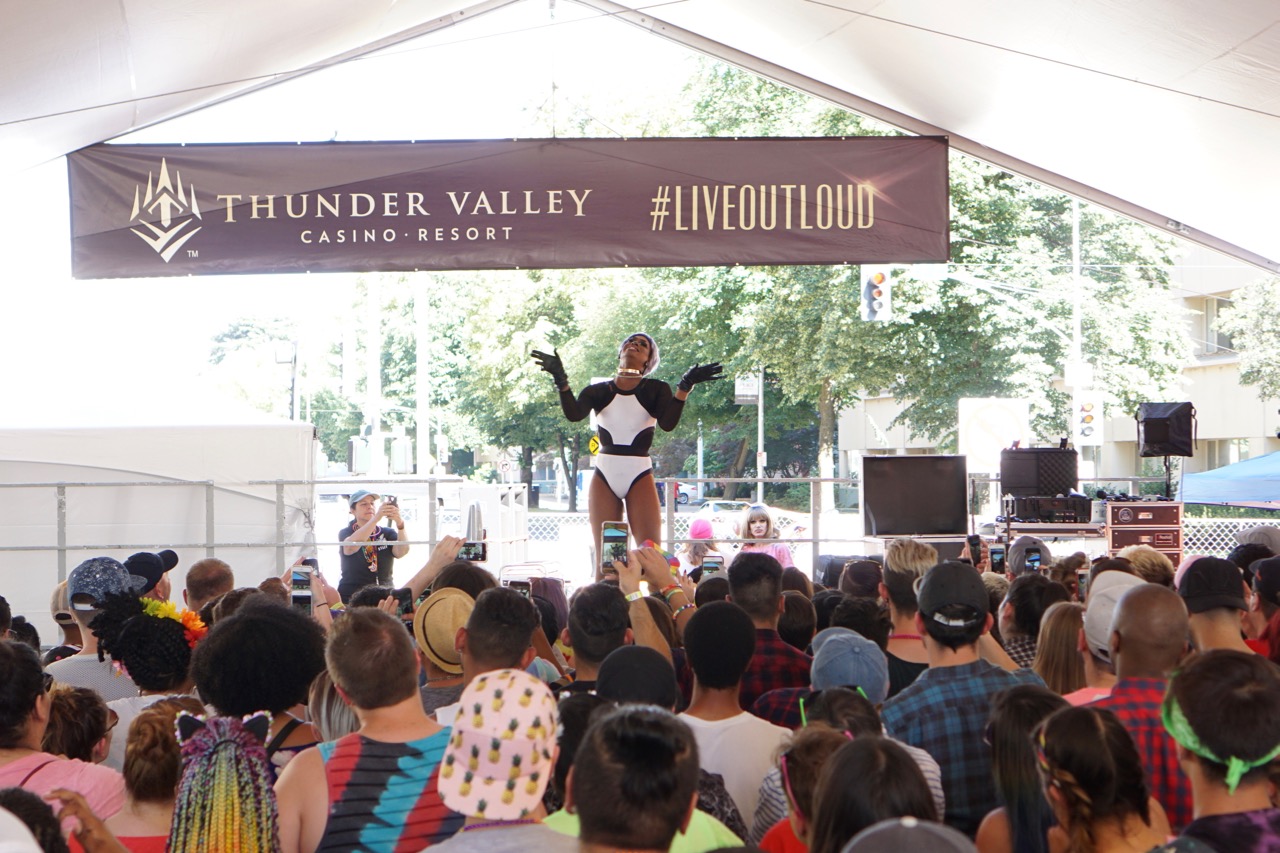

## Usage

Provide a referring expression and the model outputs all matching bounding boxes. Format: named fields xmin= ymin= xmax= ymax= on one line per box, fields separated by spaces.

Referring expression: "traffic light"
xmin=860 ymin=265 xmax=893 ymax=322
xmin=1072 ymin=395 xmax=1103 ymax=447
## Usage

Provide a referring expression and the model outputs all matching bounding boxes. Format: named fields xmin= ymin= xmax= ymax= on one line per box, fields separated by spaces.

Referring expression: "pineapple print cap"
xmin=438 ymin=667 xmax=559 ymax=821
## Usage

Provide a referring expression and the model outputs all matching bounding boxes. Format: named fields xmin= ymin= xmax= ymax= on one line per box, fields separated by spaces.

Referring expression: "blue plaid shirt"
xmin=882 ymin=659 xmax=1044 ymax=838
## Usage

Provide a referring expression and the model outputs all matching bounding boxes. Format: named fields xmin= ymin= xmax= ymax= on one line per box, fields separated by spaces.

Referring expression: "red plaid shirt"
xmin=1090 ymin=678 xmax=1193 ymax=831
xmin=751 ymin=687 xmax=808 ymax=728
xmin=739 ymin=629 xmax=812 ymax=710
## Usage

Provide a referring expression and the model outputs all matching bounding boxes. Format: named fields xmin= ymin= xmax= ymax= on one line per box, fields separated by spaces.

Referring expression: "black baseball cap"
xmin=1178 ymin=557 xmax=1247 ymax=614
xmin=1252 ymin=557 xmax=1280 ymax=608
xmin=916 ymin=561 xmax=989 ymax=627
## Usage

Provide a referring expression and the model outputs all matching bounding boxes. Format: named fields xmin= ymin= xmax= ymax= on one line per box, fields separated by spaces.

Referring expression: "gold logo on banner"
xmin=129 ymin=159 xmax=203 ymax=262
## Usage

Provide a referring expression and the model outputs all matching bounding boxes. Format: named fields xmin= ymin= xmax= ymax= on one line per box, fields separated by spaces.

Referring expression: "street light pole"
xmin=757 ymin=367 xmax=765 ymax=504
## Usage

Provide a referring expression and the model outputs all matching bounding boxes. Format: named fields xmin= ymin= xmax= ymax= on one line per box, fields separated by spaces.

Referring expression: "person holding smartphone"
xmin=532 ymin=334 xmax=723 ymax=577
xmin=339 ymin=490 xmax=409 ymax=602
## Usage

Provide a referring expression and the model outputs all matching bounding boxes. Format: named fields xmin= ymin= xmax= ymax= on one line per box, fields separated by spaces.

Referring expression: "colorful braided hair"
xmin=169 ymin=712 xmax=280 ymax=853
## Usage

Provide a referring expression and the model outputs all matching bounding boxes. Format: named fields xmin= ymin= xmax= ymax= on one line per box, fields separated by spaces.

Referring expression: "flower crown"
xmin=140 ymin=598 xmax=209 ymax=648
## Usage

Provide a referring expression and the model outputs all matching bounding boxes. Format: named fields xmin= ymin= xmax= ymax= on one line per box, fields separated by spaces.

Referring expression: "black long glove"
xmin=531 ymin=349 xmax=569 ymax=388
xmin=678 ymin=362 xmax=725 ymax=392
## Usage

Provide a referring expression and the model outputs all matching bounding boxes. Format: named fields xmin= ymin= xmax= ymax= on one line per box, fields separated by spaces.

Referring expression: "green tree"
xmin=452 ymin=270 xmax=597 ymax=510
xmin=1216 ymin=277 xmax=1280 ymax=398
xmin=664 ymin=62 xmax=1192 ymax=477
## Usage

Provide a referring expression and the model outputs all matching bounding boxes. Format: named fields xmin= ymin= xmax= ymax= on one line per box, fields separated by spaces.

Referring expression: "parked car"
xmin=657 ymin=481 xmax=697 ymax=505
xmin=690 ymin=500 xmax=752 ymax=538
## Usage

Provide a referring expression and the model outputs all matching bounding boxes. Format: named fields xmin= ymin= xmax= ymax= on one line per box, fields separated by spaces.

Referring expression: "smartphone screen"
xmin=458 ymin=541 xmax=487 ymax=562
xmin=290 ymin=571 xmax=311 ymax=611
xmin=702 ymin=555 xmax=725 ymax=573
xmin=1076 ymin=569 xmax=1090 ymax=600
xmin=601 ymin=521 xmax=629 ymax=570
xmin=989 ymin=545 xmax=1006 ymax=573
xmin=1026 ymin=548 xmax=1042 ymax=573
xmin=506 ymin=580 xmax=532 ymax=599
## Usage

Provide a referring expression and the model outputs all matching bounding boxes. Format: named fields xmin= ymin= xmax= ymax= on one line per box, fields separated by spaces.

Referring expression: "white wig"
xmin=618 ymin=332 xmax=661 ymax=376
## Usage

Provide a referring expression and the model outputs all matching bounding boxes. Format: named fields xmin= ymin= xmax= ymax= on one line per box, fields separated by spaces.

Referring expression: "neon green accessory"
xmin=1161 ymin=693 xmax=1280 ymax=794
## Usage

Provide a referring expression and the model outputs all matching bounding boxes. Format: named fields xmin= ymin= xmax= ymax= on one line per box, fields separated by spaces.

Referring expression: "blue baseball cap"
xmin=348 ymin=489 xmax=380 ymax=508
xmin=810 ymin=627 xmax=889 ymax=703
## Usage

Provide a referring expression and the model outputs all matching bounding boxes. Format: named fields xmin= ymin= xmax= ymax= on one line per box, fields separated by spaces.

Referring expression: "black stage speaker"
xmin=1137 ymin=402 xmax=1195 ymax=457
xmin=1000 ymin=448 xmax=1079 ymax=497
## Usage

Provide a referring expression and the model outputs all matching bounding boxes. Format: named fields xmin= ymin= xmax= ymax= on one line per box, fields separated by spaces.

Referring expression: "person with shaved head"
xmin=1090 ymin=582 xmax=1194 ymax=831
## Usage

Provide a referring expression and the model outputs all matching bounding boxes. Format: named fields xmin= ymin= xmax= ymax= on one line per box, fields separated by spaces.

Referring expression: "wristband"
xmin=624 ymin=590 xmax=644 ymax=603
xmin=673 ymin=603 xmax=696 ymax=618
xmin=659 ymin=584 xmax=680 ymax=598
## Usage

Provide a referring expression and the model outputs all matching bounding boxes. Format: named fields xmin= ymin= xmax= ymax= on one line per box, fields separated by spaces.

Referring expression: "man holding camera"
xmin=339 ymin=490 xmax=409 ymax=602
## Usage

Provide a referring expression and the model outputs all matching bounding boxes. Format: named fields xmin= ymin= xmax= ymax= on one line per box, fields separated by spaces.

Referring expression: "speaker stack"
xmin=1107 ymin=501 xmax=1183 ymax=565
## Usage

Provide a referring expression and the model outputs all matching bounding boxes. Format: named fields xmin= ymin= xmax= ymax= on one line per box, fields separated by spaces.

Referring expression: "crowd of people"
xmin=3 ymin=505 xmax=1280 ymax=853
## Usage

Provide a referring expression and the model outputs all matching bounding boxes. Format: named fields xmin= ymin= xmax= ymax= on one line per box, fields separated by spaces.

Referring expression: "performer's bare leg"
xmin=624 ymin=473 xmax=663 ymax=554
xmin=589 ymin=473 xmax=625 ymax=581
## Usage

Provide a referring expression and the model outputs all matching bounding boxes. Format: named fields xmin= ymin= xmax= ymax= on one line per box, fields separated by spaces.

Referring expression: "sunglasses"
xmin=41 ymin=671 xmax=54 ymax=693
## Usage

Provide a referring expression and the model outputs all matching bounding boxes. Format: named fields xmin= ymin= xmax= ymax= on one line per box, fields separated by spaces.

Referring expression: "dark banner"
xmin=68 ymin=137 xmax=949 ymax=278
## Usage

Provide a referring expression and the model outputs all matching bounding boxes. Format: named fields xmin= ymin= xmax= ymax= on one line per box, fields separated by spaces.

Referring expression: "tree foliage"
xmin=1216 ymin=277 xmax=1280 ymax=399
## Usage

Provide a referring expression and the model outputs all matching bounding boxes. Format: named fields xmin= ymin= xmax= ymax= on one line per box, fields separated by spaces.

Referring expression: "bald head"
xmin=1110 ymin=583 xmax=1189 ymax=678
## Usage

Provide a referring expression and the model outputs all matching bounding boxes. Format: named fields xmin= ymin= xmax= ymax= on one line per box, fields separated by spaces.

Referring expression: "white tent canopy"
xmin=0 ymin=381 xmax=317 ymax=637
xmin=4 ymin=0 xmax=1280 ymax=271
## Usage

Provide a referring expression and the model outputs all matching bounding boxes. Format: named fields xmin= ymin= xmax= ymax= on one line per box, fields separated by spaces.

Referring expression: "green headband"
xmin=1161 ymin=693 xmax=1280 ymax=794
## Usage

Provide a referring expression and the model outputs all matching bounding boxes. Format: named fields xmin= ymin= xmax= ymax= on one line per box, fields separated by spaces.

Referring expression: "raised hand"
xmin=678 ymin=362 xmax=725 ymax=392
xmin=531 ymin=349 xmax=569 ymax=388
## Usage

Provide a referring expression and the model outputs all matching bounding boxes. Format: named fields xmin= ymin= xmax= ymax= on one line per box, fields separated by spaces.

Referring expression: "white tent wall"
xmin=0 ymin=423 xmax=316 ymax=641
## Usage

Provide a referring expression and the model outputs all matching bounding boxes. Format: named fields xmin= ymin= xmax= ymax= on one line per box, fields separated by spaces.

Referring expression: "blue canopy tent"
xmin=1179 ymin=452 xmax=1280 ymax=508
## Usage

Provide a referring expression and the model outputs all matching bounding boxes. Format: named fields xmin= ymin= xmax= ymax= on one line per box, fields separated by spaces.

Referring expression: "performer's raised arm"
xmin=531 ymin=348 xmax=591 ymax=421
xmin=656 ymin=361 xmax=724 ymax=430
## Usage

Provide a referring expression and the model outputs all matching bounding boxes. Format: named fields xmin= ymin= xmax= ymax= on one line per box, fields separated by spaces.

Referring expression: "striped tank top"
xmin=317 ymin=729 xmax=464 ymax=851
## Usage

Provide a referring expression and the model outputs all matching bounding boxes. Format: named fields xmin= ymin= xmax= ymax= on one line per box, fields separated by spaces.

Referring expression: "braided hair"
xmin=91 ymin=593 xmax=195 ymax=692
xmin=1034 ymin=706 xmax=1150 ymax=853
xmin=169 ymin=712 xmax=280 ymax=853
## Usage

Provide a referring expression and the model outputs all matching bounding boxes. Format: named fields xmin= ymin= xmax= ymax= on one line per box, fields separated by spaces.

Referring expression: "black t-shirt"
xmin=338 ymin=522 xmax=399 ymax=591
xmin=886 ymin=650 xmax=929 ymax=698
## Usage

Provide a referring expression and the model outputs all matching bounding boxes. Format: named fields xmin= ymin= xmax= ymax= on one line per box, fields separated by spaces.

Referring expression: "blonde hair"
xmin=1032 ymin=602 xmax=1086 ymax=695
xmin=741 ymin=505 xmax=779 ymax=540
xmin=308 ymin=669 xmax=358 ymax=742
xmin=881 ymin=539 xmax=938 ymax=616
xmin=1117 ymin=545 xmax=1175 ymax=588
xmin=883 ymin=539 xmax=938 ymax=577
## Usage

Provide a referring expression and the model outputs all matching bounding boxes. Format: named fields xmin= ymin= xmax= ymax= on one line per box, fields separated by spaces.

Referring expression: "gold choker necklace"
xmin=617 ymin=368 xmax=642 ymax=377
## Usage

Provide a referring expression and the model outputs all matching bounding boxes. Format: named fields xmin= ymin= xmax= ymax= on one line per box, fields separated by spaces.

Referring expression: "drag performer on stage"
xmin=532 ymin=334 xmax=723 ymax=576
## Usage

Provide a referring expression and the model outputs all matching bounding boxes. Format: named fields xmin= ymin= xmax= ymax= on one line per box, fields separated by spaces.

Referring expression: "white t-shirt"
xmin=679 ymin=711 xmax=790 ymax=821
xmin=45 ymin=653 xmax=139 ymax=702
xmin=105 ymin=693 xmax=190 ymax=771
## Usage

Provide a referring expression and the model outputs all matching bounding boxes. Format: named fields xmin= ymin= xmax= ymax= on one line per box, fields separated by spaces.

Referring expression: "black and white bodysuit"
xmin=560 ymin=379 xmax=685 ymax=499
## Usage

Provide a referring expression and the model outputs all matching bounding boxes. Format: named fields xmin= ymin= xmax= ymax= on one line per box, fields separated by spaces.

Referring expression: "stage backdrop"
xmin=68 ymin=137 xmax=950 ymax=278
